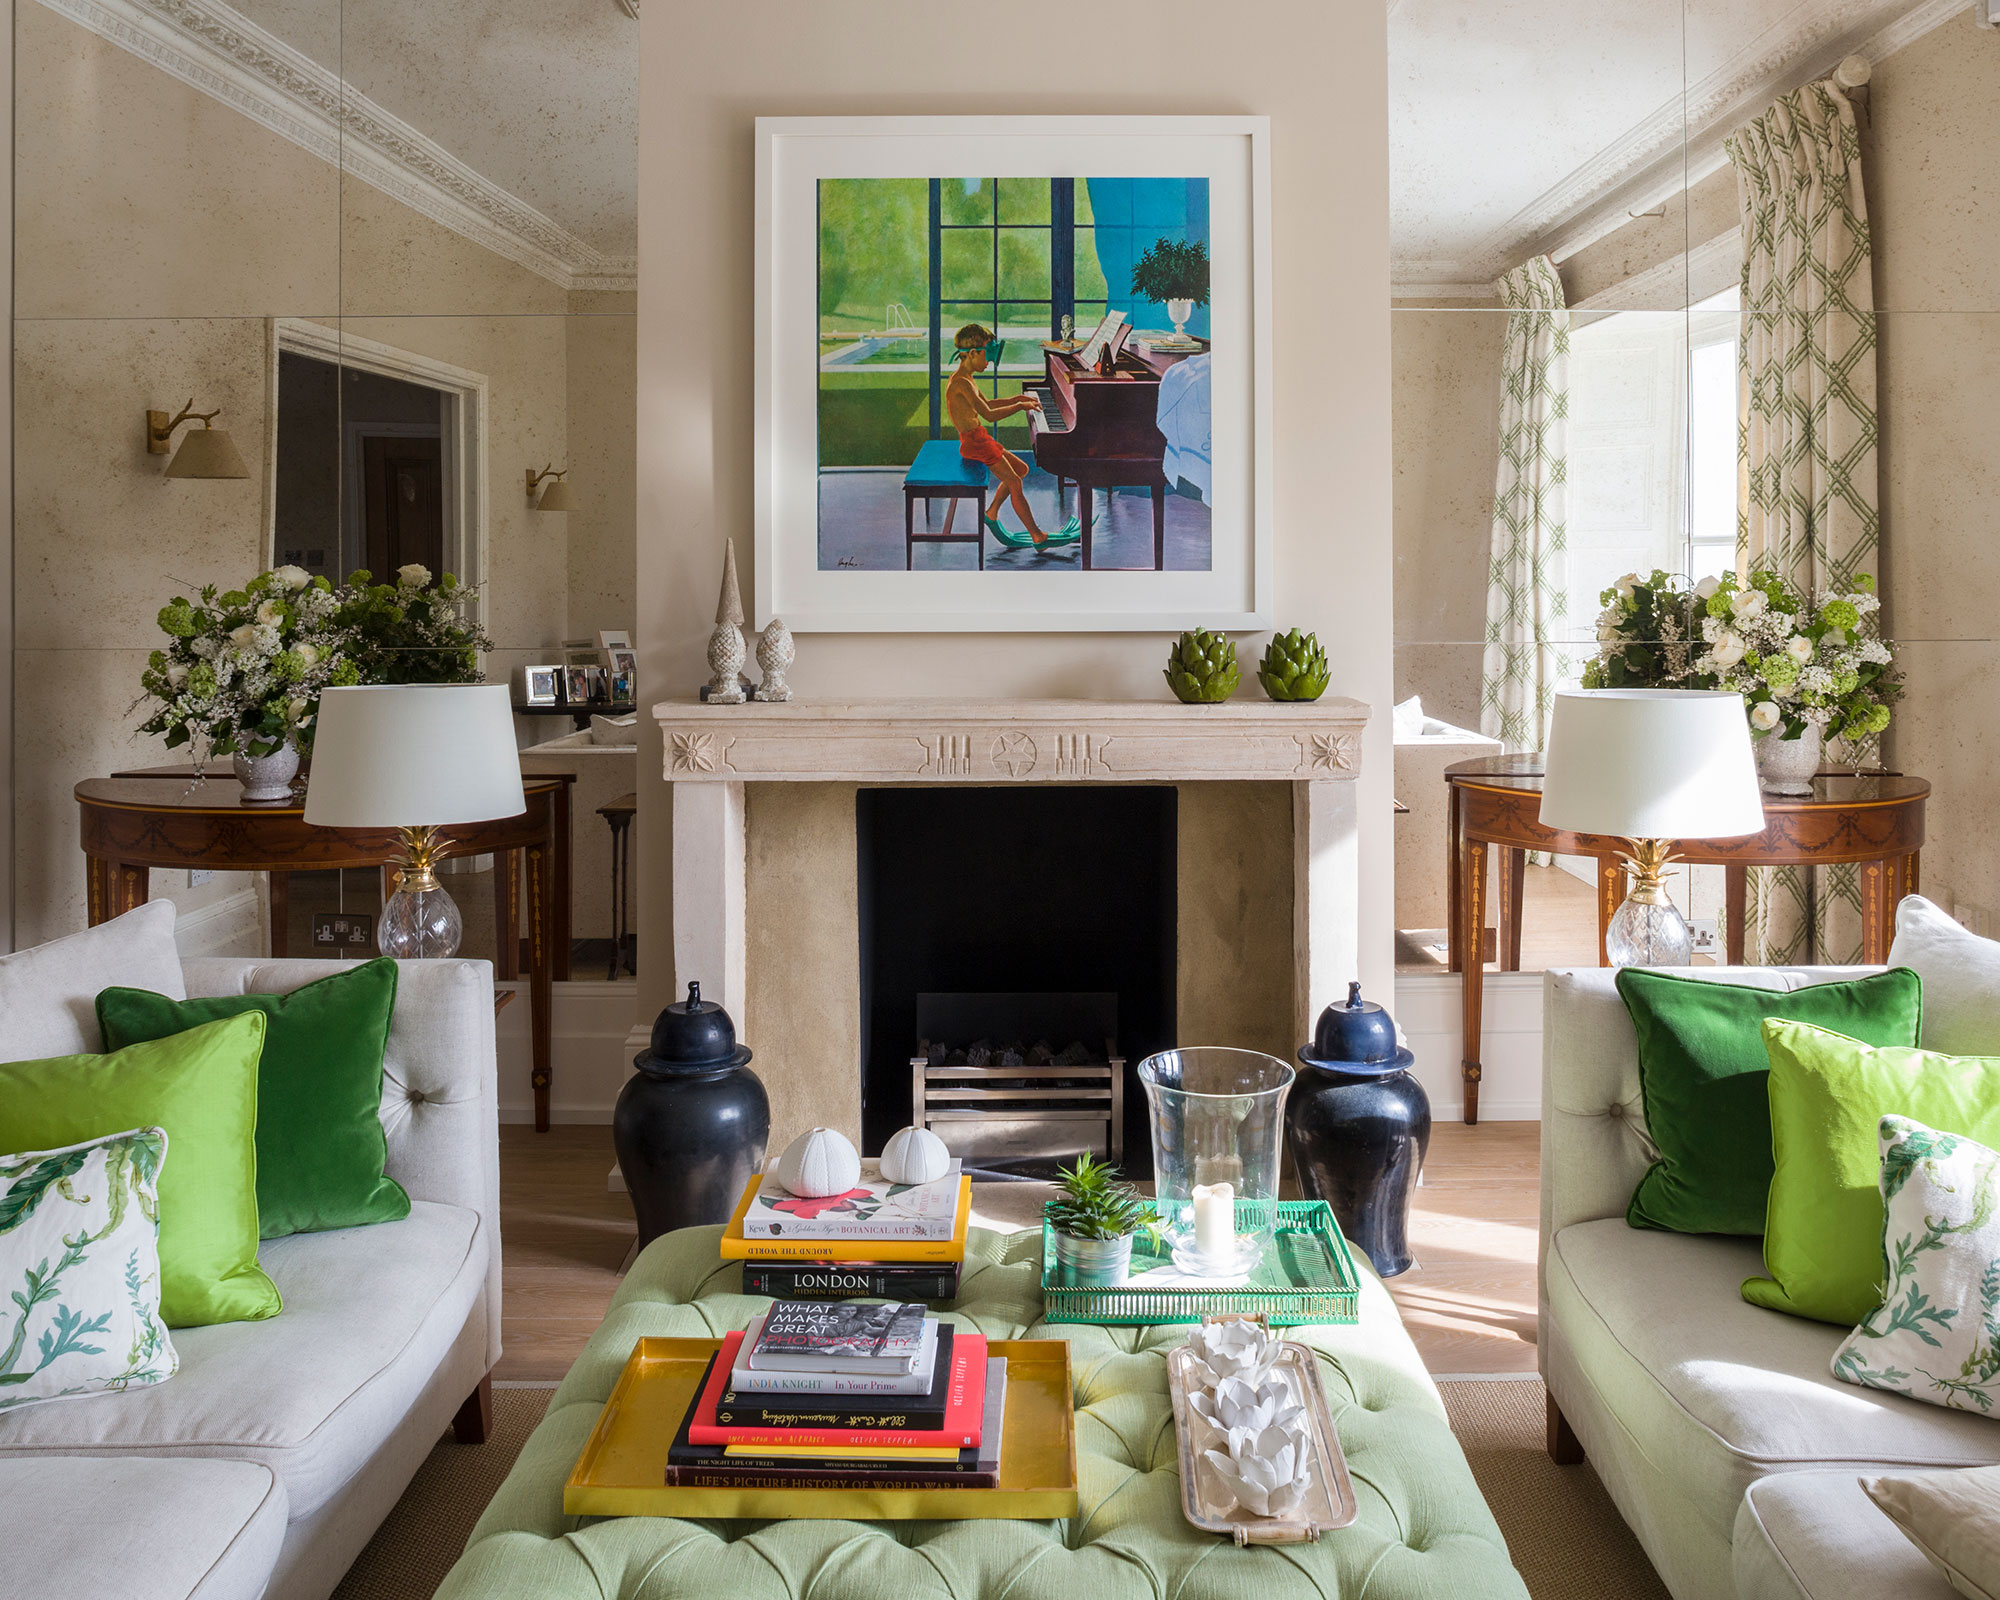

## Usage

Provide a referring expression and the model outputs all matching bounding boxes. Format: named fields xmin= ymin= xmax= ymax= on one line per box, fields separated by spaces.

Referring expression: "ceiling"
xmin=1391 ymin=0 xmax=1956 ymax=291
xmin=223 ymin=0 xmax=637 ymax=262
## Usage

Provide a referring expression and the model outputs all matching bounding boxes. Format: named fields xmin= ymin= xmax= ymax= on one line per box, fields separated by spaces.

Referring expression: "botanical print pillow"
xmin=0 ymin=1128 xmax=177 ymax=1410
xmin=1834 ymin=1116 xmax=2000 ymax=1414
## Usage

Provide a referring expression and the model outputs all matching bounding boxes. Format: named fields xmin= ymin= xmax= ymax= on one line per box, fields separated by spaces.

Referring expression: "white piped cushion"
xmin=0 ymin=900 xmax=184 ymax=1059
xmin=1892 ymin=895 xmax=2000 ymax=1057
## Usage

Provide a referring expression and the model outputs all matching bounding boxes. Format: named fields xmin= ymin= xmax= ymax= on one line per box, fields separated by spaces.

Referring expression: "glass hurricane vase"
xmin=1137 ymin=1047 xmax=1294 ymax=1278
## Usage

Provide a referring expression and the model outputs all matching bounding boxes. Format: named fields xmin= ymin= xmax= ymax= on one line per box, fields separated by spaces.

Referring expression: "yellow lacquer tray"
xmin=564 ymin=1336 xmax=1079 ymax=1521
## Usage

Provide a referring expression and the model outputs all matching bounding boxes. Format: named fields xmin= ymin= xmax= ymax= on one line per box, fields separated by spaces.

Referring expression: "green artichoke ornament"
xmin=1257 ymin=628 xmax=1331 ymax=701
xmin=1164 ymin=628 xmax=1240 ymax=704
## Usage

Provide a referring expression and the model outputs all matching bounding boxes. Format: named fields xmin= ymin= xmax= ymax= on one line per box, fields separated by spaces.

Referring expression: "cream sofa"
xmin=0 ymin=908 xmax=501 ymax=1600
xmin=1539 ymin=963 xmax=1986 ymax=1600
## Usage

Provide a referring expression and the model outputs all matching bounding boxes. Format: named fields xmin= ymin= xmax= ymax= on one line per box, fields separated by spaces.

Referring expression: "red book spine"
xmin=689 ymin=1330 xmax=987 ymax=1448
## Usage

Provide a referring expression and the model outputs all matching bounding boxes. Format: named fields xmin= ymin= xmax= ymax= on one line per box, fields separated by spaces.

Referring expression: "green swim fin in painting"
xmin=986 ymin=515 xmax=1081 ymax=550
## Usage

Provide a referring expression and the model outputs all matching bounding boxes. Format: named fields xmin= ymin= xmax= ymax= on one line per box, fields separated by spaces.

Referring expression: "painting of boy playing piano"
xmin=815 ymin=176 xmax=1213 ymax=576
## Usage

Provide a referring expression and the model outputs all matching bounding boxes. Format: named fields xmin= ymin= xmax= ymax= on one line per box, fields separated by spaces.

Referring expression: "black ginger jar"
xmin=614 ymin=981 xmax=771 ymax=1250
xmin=1285 ymin=981 xmax=1431 ymax=1277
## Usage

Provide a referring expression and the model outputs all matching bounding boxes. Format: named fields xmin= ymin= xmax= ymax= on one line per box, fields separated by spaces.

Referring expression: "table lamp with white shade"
xmin=304 ymin=684 xmax=525 ymax=959
xmin=1539 ymin=689 xmax=1766 ymax=966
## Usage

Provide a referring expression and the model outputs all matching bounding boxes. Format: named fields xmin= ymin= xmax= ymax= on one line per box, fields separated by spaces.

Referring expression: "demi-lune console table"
xmin=1445 ymin=753 xmax=1927 ymax=1125
xmin=75 ymin=769 xmax=575 ymax=1131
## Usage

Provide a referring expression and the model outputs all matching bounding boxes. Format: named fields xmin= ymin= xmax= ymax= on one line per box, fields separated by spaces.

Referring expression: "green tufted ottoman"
xmin=436 ymin=1226 xmax=1529 ymax=1599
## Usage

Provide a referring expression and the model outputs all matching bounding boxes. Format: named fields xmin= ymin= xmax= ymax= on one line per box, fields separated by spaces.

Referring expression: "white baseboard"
xmin=171 ymin=888 xmax=263 ymax=958
xmin=496 ymin=979 xmax=639 ymax=1124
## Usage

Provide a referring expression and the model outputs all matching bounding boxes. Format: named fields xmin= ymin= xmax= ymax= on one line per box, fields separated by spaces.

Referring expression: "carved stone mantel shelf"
xmin=653 ymin=697 xmax=1370 ymax=785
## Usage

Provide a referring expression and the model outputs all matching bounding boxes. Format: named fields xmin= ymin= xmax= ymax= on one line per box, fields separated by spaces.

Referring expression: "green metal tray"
xmin=1038 ymin=1200 xmax=1361 ymax=1325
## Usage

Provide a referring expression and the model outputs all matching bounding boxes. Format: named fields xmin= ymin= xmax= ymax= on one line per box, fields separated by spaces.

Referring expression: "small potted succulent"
xmin=1048 ymin=1153 xmax=1151 ymax=1285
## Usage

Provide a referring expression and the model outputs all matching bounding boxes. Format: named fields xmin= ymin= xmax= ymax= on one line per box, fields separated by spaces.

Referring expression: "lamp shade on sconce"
xmin=164 ymin=426 xmax=250 ymax=480
xmin=534 ymin=477 xmax=573 ymax=510
xmin=304 ymin=685 xmax=525 ymax=829
xmin=1540 ymin=689 xmax=1765 ymax=841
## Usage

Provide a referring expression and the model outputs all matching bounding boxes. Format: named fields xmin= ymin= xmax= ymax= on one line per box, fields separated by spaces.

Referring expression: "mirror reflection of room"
xmin=1391 ymin=1 xmax=1994 ymax=1023
xmin=11 ymin=0 xmax=638 ymax=1117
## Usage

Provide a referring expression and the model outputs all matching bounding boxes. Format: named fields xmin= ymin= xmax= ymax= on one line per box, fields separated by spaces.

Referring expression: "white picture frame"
xmin=755 ymin=115 xmax=1273 ymax=633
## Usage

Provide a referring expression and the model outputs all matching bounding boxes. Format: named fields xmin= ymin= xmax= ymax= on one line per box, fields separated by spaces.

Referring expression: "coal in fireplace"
xmin=856 ymin=786 xmax=1176 ymax=1176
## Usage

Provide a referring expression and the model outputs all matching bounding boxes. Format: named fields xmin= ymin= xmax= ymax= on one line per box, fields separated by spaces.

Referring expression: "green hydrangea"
xmin=1762 ymin=655 xmax=1800 ymax=688
xmin=330 ymin=660 xmax=361 ymax=687
xmin=188 ymin=662 xmax=217 ymax=698
xmin=1835 ymin=669 xmax=1860 ymax=695
xmin=1855 ymin=573 xmax=1876 ymax=593
xmin=1841 ymin=716 xmax=1871 ymax=742
xmin=1866 ymin=703 xmax=1891 ymax=733
xmin=157 ymin=599 xmax=199 ymax=637
xmin=273 ymin=649 xmax=306 ymax=683
xmin=1707 ymin=592 xmax=1732 ymax=617
xmin=1822 ymin=599 xmax=1860 ymax=631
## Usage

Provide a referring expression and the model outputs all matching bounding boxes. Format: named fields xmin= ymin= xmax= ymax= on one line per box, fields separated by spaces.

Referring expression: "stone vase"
xmin=232 ymin=737 xmax=300 ymax=802
xmin=1755 ymin=721 xmax=1822 ymax=795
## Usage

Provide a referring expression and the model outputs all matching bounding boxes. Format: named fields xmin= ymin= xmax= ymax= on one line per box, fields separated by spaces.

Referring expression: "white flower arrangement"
xmin=1583 ymin=567 xmax=1901 ymax=749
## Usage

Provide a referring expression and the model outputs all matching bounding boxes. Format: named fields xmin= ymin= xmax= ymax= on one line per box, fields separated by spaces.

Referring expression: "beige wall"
xmin=1871 ymin=13 xmax=2000 ymax=922
xmin=636 ymin=1 xmax=1396 ymax=1058
xmin=10 ymin=4 xmax=634 ymax=943
xmin=564 ymin=290 xmax=639 ymax=649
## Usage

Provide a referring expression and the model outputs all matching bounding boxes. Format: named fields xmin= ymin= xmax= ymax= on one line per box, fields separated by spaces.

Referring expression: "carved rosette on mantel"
xmin=651 ymin=698 xmax=1373 ymax=1073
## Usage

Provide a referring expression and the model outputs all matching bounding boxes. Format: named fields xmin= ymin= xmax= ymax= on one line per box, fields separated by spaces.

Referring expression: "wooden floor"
xmin=496 ymin=1120 xmax=1543 ymax=1381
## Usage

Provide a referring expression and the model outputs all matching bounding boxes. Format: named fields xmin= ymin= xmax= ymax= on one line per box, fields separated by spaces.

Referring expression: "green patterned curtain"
xmin=1727 ymin=80 xmax=1879 ymax=963
xmin=1480 ymin=256 xmax=1571 ymax=768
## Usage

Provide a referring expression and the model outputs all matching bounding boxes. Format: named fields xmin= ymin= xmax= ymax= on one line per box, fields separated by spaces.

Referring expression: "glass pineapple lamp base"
xmin=1606 ymin=838 xmax=1693 ymax=967
xmin=379 ymin=880 xmax=463 ymax=959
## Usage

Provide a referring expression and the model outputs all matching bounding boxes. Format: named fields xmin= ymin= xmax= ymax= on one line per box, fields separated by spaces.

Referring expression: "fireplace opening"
xmin=856 ymin=786 xmax=1177 ymax=1176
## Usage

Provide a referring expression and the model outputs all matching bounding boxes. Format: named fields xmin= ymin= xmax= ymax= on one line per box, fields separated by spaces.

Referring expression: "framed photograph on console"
xmin=755 ymin=116 xmax=1272 ymax=633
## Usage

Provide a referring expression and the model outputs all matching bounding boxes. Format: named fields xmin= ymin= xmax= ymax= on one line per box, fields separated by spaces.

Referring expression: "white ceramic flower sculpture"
xmin=1204 ymin=1424 xmax=1309 ymax=1518
xmin=878 ymin=1124 xmax=951 ymax=1186
xmin=1191 ymin=1372 xmax=1306 ymax=1456
xmin=1187 ymin=1319 xmax=1282 ymax=1385
xmin=772 ymin=1127 xmax=862 ymax=1198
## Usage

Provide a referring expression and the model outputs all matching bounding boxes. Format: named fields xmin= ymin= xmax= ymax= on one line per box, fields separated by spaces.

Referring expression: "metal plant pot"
xmin=1053 ymin=1230 xmax=1133 ymax=1285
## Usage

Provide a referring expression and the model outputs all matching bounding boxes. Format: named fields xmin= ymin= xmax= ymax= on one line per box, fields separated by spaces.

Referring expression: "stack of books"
xmin=665 ymin=1301 xmax=1008 ymax=1489
xmin=722 ymin=1156 xmax=972 ymax=1301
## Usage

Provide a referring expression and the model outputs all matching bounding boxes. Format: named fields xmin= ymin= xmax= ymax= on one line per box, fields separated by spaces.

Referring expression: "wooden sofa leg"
xmin=453 ymin=1373 xmax=493 ymax=1445
xmin=1546 ymin=1394 xmax=1585 ymax=1465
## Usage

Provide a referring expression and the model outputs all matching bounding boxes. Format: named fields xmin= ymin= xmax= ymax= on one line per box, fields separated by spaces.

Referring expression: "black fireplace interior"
xmin=856 ymin=785 xmax=1177 ymax=1174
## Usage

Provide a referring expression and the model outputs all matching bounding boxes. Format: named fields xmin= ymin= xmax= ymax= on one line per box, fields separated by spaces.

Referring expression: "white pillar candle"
xmin=1192 ymin=1181 xmax=1235 ymax=1259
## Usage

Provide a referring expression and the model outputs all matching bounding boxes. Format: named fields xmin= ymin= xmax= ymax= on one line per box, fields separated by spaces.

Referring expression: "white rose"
xmin=1614 ymin=573 xmax=1640 ymax=597
xmin=166 ymin=663 xmax=189 ymax=688
xmin=1694 ymin=575 xmax=1722 ymax=600
xmin=1710 ymin=632 xmax=1747 ymax=669
xmin=255 ymin=598 xmax=284 ymax=625
xmin=1736 ymin=590 xmax=1768 ymax=620
xmin=397 ymin=563 xmax=431 ymax=588
xmin=1770 ymin=679 xmax=1797 ymax=700
xmin=294 ymin=643 xmax=318 ymax=668
xmin=1749 ymin=701 xmax=1782 ymax=731
xmin=286 ymin=696 xmax=308 ymax=723
xmin=270 ymin=564 xmax=310 ymax=590
xmin=228 ymin=624 xmax=258 ymax=649
xmin=1786 ymin=636 xmax=1814 ymax=664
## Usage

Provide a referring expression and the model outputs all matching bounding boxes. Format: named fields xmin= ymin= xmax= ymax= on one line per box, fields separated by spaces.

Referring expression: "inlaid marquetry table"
xmin=1445 ymin=753 xmax=1927 ymax=1125
xmin=76 ymin=769 xmax=576 ymax=1131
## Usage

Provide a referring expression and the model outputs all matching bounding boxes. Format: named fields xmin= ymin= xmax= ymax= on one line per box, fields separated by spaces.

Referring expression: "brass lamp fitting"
xmin=392 ymin=824 xmax=450 ymax=894
xmin=1614 ymin=838 xmax=1682 ymax=907
xmin=147 ymin=398 xmax=221 ymax=453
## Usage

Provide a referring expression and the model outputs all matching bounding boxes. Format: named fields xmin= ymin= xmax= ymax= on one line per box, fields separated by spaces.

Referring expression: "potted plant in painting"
xmin=1129 ymin=237 xmax=1210 ymax=346
xmin=1047 ymin=1153 xmax=1151 ymax=1285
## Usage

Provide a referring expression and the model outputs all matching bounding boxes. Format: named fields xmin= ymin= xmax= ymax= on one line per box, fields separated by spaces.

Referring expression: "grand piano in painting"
xmin=1023 ymin=332 xmax=1202 ymax=572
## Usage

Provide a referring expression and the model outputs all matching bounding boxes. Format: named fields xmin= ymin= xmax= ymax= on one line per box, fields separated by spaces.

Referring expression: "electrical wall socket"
xmin=1687 ymin=918 xmax=1720 ymax=956
xmin=186 ymin=869 xmax=215 ymax=888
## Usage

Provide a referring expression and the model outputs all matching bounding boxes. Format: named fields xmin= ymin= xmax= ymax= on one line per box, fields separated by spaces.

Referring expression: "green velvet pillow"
xmin=1620 ymin=967 xmax=1924 ymax=1236
xmin=98 ymin=959 xmax=409 ymax=1240
xmin=1745 ymin=1019 xmax=2000 ymax=1325
xmin=0 ymin=1013 xmax=280 ymax=1328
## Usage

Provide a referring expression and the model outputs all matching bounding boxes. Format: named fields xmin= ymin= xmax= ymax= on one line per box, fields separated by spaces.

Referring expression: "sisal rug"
xmin=331 ymin=1379 xmax=1667 ymax=1600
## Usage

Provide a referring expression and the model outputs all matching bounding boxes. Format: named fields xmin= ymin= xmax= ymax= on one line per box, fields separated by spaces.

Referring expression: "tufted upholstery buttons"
xmin=408 ymin=1089 xmax=428 ymax=1105
xmin=1606 ymin=1101 xmax=1625 ymax=1119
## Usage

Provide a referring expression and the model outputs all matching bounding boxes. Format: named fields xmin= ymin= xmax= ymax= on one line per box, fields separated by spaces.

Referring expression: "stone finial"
xmin=715 ymin=539 xmax=745 ymax=627
xmin=753 ymin=617 xmax=795 ymax=702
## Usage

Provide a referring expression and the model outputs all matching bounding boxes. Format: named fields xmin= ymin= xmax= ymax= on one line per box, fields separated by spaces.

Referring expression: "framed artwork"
xmin=597 ymin=629 xmax=631 ymax=653
xmin=607 ymin=646 xmax=637 ymax=680
xmin=519 ymin=664 xmax=561 ymax=705
xmin=563 ymin=638 xmax=603 ymax=671
xmin=755 ymin=116 xmax=1272 ymax=633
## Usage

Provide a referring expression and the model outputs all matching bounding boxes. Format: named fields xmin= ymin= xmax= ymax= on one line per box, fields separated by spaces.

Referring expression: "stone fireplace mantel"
xmin=651 ymin=697 xmax=1370 ymax=1107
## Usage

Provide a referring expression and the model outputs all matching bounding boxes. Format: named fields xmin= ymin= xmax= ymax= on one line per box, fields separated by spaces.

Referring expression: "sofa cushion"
xmin=1546 ymin=1218 xmax=2000 ymax=1542
xmin=0 ymin=900 xmax=184 ymax=1060
xmin=1892 ymin=895 xmax=2000 ymax=1056
xmin=1863 ymin=1463 xmax=2000 ymax=1600
xmin=0 ymin=1199 xmax=484 ymax=1522
xmin=0 ymin=1455 xmax=287 ymax=1600
xmin=99 ymin=958 xmax=411 ymax=1239
xmin=434 ymin=1223 xmax=1530 ymax=1600
xmin=1733 ymin=1469 xmax=1958 ymax=1600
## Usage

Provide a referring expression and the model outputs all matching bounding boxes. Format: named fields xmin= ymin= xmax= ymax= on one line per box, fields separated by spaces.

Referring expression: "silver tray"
xmin=1165 ymin=1329 xmax=1358 ymax=1545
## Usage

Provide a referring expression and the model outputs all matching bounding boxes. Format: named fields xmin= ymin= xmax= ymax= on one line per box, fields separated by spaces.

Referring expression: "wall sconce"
xmin=527 ymin=464 xmax=573 ymax=511
xmin=146 ymin=399 xmax=250 ymax=480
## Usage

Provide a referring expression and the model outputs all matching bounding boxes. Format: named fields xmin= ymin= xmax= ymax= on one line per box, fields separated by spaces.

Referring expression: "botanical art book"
xmin=719 ymin=1178 xmax=970 ymax=1263
xmin=748 ymin=1301 xmax=926 ymax=1369
xmin=741 ymin=1160 xmax=966 ymax=1240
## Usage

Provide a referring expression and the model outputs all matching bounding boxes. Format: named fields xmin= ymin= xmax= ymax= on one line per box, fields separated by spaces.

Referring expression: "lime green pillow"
xmin=97 ymin=959 xmax=409 ymax=1239
xmin=1745 ymin=1018 xmax=2000 ymax=1325
xmin=1620 ymin=968 xmax=1924 ymax=1236
xmin=0 ymin=1013 xmax=280 ymax=1328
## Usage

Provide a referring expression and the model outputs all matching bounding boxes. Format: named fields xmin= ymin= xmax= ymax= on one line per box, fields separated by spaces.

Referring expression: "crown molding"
xmin=1442 ymin=0 xmax=1959 ymax=283
xmin=36 ymin=0 xmax=636 ymax=292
